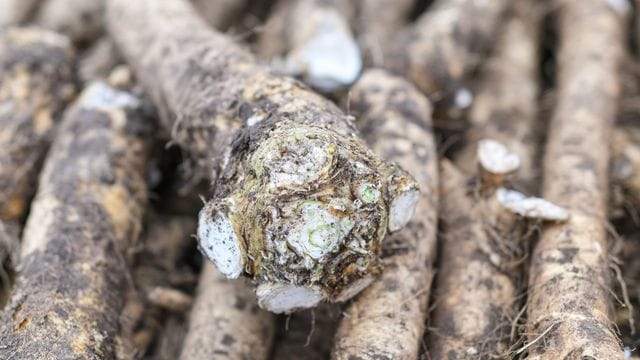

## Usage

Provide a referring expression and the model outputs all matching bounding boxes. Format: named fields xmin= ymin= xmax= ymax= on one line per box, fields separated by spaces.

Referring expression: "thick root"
xmin=107 ymin=0 xmax=418 ymax=311
xmin=332 ymin=69 xmax=438 ymax=359
xmin=385 ymin=0 xmax=509 ymax=104
xmin=179 ymin=263 xmax=276 ymax=360
xmin=0 ymin=27 xmax=76 ymax=223
xmin=0 ymin=82 xmax=153 ymax=359
xmin=35 ymin=0 xmax=104 ymax=45
xmin=525 ymin=0 xmax=628 ymax=358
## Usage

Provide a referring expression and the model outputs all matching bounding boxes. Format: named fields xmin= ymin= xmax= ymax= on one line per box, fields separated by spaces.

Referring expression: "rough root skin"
xmin=0 ymin=27 xmax=76 ymax=223
xmin=332 ymin=69 xmax=438 ymax=360
xmin=107 ymin=0 xmax=418 ymax=311
xmin=526 ymin=0 xmax=627 ymax=358
xmin=35 ymin=0 xmax=104 ymax=45
xmin=180 ymin=264 xmax=276 ymax=360
xmin=385 ymin=0 xmax=509 ymax=102
xmin=0 ymin=82 xmax=153 ymax=359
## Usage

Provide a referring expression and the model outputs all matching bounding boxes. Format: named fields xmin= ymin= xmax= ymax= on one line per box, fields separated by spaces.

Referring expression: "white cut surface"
xmin=454 ymin=88 xmax=473 ymax=109
xmin=285 ymin=8 xmax=362 ymax=92
xmin=607 ymin=0 xmax=631 ymax=15
xmin=333 ymin=275 xmax=374 ymax=302
xmin=496 ymin=188 xmax=569 ymax=221
xmin=286 ymin=201 xmax=353 ymax=260
xmin=478 ymin=139 xmax=521 ymax=175
xmin=197 ymin=210 xmax=245 ymax=279
xmin=256 ymin=283 xmax=326 ymax=313
xmin=80 ymin=82 xmax=140 ymax=111
xmin=389 ymin=189 xmax=420 ymax=232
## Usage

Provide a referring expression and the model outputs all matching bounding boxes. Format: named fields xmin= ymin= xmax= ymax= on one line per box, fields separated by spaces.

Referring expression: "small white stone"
xmin=454 ymin=88 xmax=473 ymax=109
xmin=285 ymin=8 xmax=362 ymax=92
xmin=197 ymin=209 xmax=245 ymax=279
xmin=389 ymin=189 xmax=420 ymax=232
xmin=496 ymin=188 xmax=569 ymax=221
xmin=478 ymin=139 xmax=521 ymax=175
xmin=256 ymin=283 xmax=326 ymax=313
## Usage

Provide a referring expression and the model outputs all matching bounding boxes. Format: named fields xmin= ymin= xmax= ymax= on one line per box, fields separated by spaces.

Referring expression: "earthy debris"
xmin=0 ymin=82 xmax=153 ymax=359
xmin=525 ymin=0 xmax=628 ymax=358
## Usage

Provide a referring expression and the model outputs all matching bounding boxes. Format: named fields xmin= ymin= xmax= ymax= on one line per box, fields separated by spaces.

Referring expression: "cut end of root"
xmin=478 ymin=139 xmax=521 ymax=175
xmin=197 ymin=206 xmax=245 ymax=279
xmin=256 ymin=283 xmax=327 ymax=313
xmin=80 ymin=82 xmax=141 ymax=111
xmin=454 ymin=88 xmax=474 ymax=109
xmin=389 ymin=188 xmax=420 ymax=232
xmin=333 ymin=275 xmax=375 ymax=302
xmin=285 ymin=8 xmax=362 ymax=92
xmin=496 ymin=188 xmax=569 ymax=221
xmin=286 ymin=201 xmax=354 ymax=261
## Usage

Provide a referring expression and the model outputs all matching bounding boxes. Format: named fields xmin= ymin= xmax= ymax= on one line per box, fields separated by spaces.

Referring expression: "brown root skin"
xmin=385 ymin=0 xmax=509 ymax=103
xmin=79 ymin=37 xmax=122 ymax=83
xmin=0 ymin=82 xmax=153 ymax=359
xmin=190 ymin=0 xmax=248 ymax=31
xmin=0 ymin=27 xmax=76 ymax=223
xmin=428 ymin=160 xmax=520 ymax=359
xmin=0 ymin=0 xmax=42 ymax=26
xmin=108 ymin=0 xmax=418 ymax=310
xmin=355 ymin=0 xmax=415 ymax=67
xmin=331 ymin=69 xmax=438 ymax=359
xmin=455 ymin=0 xmax=542 ymax=192
xmin=611 ymin=126 xmax=640 ymax=205
xmin=180 ymin=263 xmax=276 ymax=360
xmin=526 ymin=0 xmax=627 ymax=358
xmin=35 ymin=0 xmax=104 ymax=45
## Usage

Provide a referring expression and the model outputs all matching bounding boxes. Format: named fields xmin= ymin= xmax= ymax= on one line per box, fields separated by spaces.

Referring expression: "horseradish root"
xmin=0 ymin=27 xmax=75 ymax=223
xmin=0 ymin=82 xmax=153 ymax=358
xmin=385 ymin=0 xmax=509 ymax=104
xmin=108 ymin=0 xmax=418 ymax=313
xmin=332 ymin=69 xmax=438 ymax=360
xmin=179 ymin=264 xmax=276 ymax=360
xmin=525 ymin=0 xmax=627 ymax=357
